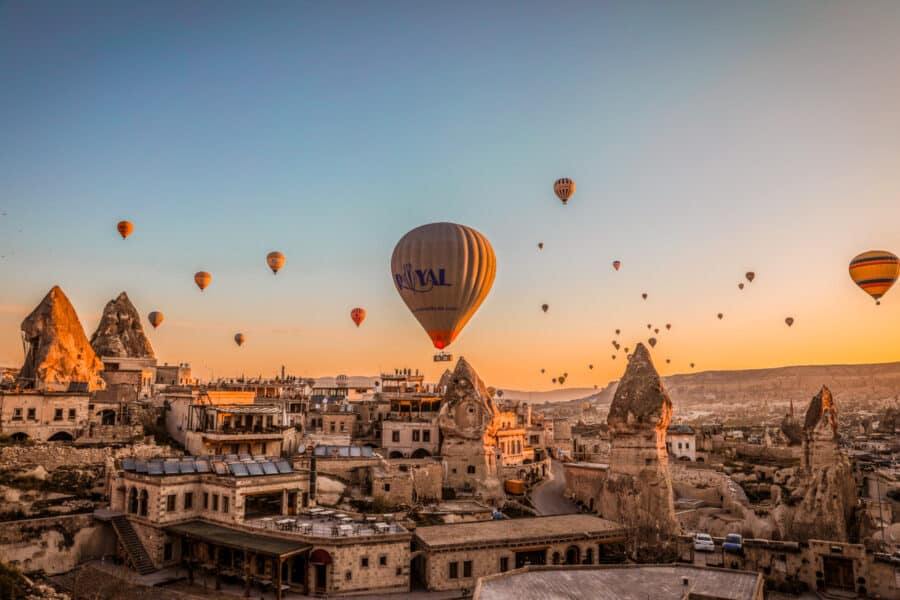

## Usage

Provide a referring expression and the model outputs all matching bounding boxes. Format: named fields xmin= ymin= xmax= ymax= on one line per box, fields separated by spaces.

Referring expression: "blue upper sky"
xmin=2 ymin=2 xmax=900 ymax=387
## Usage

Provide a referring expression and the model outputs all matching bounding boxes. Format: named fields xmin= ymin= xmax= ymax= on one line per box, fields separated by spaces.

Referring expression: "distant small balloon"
xmin=611 ymin=354 xmax=616 ymax=360
xmin=738 ymin=283 xmax=745 ymax=290
xmin=351 ymin=307 xmax=366 ymax=327
xmin=117 ymin=221 xmax=134 ymax=240
xmin=148 ymin=311 xmax=164 ymax=329
xmin=541 ymin=368 xmax=545 ymax=374
xmin=666 ymin=358 xmax=671 ymax=364
xmin=648 ymin=337 xmax=657 ymax=348
xmin=654 ymin=328 xmax=659 ymax=334
xmin=642 ymin=293 xmax=648 ymax=300
xmin=234 ymin=333 xmax=246 ymax=347
xmin=558 ymin=375 xmax=566 ymax=385
xmin=553 ymin=178 xmax=576 ymax=205
xmin=666 ymin=324 xmax=671 ymax=330
xmin=588 ymin=364 xmax=594 ymax=370
xmin=717 ymin=313 xmax=723 ymax=320
xmin=612 ymin=260 xmax=621 ymax=271
xmin=646 ymin=324 xmax=651 ymax=330
xmin=552 ymin=377 xmax=557 ymax=383
xmin=746 ymin=271 xmax=755 ymax=283
xmin=266 ymin=251 xmax=286 ymax=275
xmin=785 ymin=317 xmax=794 ymax=327
xmin=624 ymin=347 xmax=630 ymax=353
xmin=690 ymin=362 xmax=695 ymax=368
xmin=541 ymin=304 xmax=549 ymax=313
xmin=615 ymin=329 xmax=620 ymax=335
xmin=194 ymin=271 xmax=212 ymax=291
xmin=537 ymin=242 xmax=544 ymax=250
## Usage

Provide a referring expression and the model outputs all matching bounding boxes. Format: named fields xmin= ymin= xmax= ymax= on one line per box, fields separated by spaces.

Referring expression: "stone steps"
xmin=110 ymin=515 xmax=156 ymax=575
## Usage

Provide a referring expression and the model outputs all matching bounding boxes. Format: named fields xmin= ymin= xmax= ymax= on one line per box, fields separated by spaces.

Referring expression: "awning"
xmin=166 ymin=520 xmax=311 ymax=558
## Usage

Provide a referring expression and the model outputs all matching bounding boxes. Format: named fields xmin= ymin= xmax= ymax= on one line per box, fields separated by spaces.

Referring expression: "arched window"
xmin=552 ymin=552 xmax=561 ymax=565
xmin=139 ymin=489 xmax=149 ymax=517
xmin=128 ymin=487 xmax=138 ymax=514
xmin=584 ymin=548 xmax=593 ymax=565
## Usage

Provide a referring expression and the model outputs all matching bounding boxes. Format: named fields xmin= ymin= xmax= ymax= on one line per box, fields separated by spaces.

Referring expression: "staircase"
xmin=110 ymin=515 xmax=157 ymax=575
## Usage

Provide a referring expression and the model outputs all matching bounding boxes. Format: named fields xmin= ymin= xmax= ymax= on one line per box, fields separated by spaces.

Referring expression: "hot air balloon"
xmin=194 ymin=271 xmax=212 ymax=291
xmin=642 ymin=293 xmax=648 ymax=300
xmin=612 ymin=260 xmax=621 ymax=271
xmin=552 ymin=378 xmax=557 ymax=384
xmin=624 ymin=347 xmax=630 ymax=353
xmin=785 ymin=317 xmax=794 ymax=327
xmin=613 ymin=341 xmax=620 ymax=350
xmin=745 ymin=272 xmax=755 ymax=283
xmin=558 ymin=375 xmax=567 ymax=385
xmin=615 ymin=329 xmax=620 ymax=335
xmin=611 ymin=354 xmax=616 ymax=360
xmin=351 ymin=308 xmax=366 ymax=327
xmin=234 ymin=333 xmax=246 ymax=347
xmin=654 ymin=328 xmax=659 ymax=334
xmin=266 ymin=251 xmax=285 ymax=275
xmin=391 ymin=222 xmax=496 ymax=350
xmin=717 ymin=313 xmax=723 ymax=320
xmin=541 ymin=368 xmax=545 ymax=374
xmin=690 ymin=362 xmax=695 ymax=368
xmin=542 ymin=304 xmax=549 ymax=313
xmin=117 ymin=221 xmax=134 ymax=240
xmin=665 ymin=324 xmax=671 ymax=330
xmin=848 ymin=250 xmax=900 ymax=304
xmin=647 ymin=324 xmax=652 ymax=330
xmin=538 ymin=242 xmax=544 ymax=250
xmin=148 ymin=311 xmax=164 ymax=329
xmin=666 ymin=358 xmax=671 ymax=364
xmin=588 ymin=364 xmax=594 ymax=370
xmin=553 ymin=178 xmax=575 ymax=205
xmin=648 ymin=337 xmax=657 ymax=348
xmin=738 ymin=283 xmax=744 ymax=290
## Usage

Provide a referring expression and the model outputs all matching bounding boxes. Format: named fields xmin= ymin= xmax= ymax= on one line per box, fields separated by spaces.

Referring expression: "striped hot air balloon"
xmin=194 ymin=271 xmax=212 ymax=291
xmin=117 ymin=221 xmax=134 ymax=239
xmin=234 ymin=333 xmax=246 ymax=347
xmin=391 ymin=222 xmax=496 ymax=350
xmin=147 ymin=311 xmax=164 ymax=329
xmin=351 ymin=307 xmax=366 ymax=327
xmin=553 ymin=178 xmax=575 ymax=205
xmin=849 ymin=250 xmax=900 ymax=304
xmin=266 ymin=251 xmax=286 ymax=275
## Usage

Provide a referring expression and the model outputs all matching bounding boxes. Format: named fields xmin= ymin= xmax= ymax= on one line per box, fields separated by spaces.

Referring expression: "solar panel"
xmin=135 ymin=460 xmax=148 ymax=473
xmin=122 ymin=458 xmax=135 ymax=471
xmin=361 ymin=446 xmax=373 ymax=457
xmin=225 ymin=454 xmax=238 ymax=461
xmin=178 ymin=461 xmax=197 ymax=474
xmin=238 ymin=453 xmax=252 ymax=460
xmin=195 ymin=460 xmax=211 ymax=473
xmin=275 ymin=460 xmax=292 ymax=474
xmin=246 ymin=462 xmax=264 ymax=476
xmin=350 ymin=447 xmax=361 ymax=457
xmin=261 ymin=461 xmax=278 ymax=475
xmin=212 ymin=461 xmax=227 ymax=475
xmin=229 ymin=462 xmax=249 ymax=477
xmin=163 ymin=462 xmax=179 ymax=475
xmin=148 ymin=461 xmax=164 ymax=475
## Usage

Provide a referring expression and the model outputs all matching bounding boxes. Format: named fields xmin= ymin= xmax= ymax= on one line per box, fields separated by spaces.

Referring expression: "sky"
xmin=2 ymin=1 xmax=900 ymax=390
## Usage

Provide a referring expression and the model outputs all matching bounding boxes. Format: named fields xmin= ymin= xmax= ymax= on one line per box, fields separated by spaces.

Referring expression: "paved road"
xmin=531 ymin=459 xmax=580 ymax=515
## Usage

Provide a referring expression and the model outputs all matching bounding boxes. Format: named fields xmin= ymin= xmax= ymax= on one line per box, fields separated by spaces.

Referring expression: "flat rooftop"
xmin=415 ymin=514 xmax=622 ymax=549
xmin=475 ymin=565 xmax=762 ymax=600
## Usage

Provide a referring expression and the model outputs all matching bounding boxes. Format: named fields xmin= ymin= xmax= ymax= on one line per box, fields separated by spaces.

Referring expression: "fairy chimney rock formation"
xmin=802 ymin=385 xmax=839 ymax=470
xmin=600 ymin=344 xmax=679 ymax=553
xmin=19 ymin=286 xmax=105 ymax=392
xmin=90 ymin=292 xmax=155 ymax=359
xmin=438 ymin=357 xmax=504 ymax=500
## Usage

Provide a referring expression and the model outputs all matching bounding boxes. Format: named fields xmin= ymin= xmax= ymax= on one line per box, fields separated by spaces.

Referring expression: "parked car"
xmin=723 ymin=533 xmax=743 ymax=554
xmin=693 ymin=533 xmax=715 ymax=552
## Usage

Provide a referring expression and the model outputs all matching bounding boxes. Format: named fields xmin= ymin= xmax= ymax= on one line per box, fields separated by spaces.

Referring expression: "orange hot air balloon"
xmin=848 ymin=250 xmax=900 ymax=303
xmin=648 ymin=337 xmax=657 ymax=348
xmin=147 ymin=311 xmax=164 ymax=329
xmin=541 ymin=304 xmax=549 ymax=313
xmin=785 ymin=317 xmax=794 ymax=327
xmin=117 ymin=221 xmax=134 ymax=239
xmin=266 ymin=251 xmax=286 ymax=275
xmin=391 ymin=222 xmax=496 ymax=350
xmin=745 ymin=271 xmax=755 ymax=283
xmin=351 ymin=307 xmax=366 ymax=327
xmin=194 ymin=271 xmax=212 ymax=291
xmin=641 ymin=293 xmax=648 ymax=300
xmin=612 ymin=260 xmax=621 ymax=271
xmin=234 ymin=333 xmax=246 ymax=347
xmin=553 ymin=178 xmax=575 ymax=205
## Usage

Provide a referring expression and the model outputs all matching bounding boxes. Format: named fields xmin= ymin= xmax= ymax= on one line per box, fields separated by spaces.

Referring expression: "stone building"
xmin=105 ymin=454 xmax=410 ymax=597
xmin=597 ymin=344 xmax=679 ymax=558
xmin=666 ymin=424 xmax=697 ymax=461
xmin=0 ymin=390 xmax=90 ymax=442
xmin=381 ymin=419 xmax=440 ymax=458
xmin=437 ymin=358 xmax=504 ymax=500
xmin=413 ymin=514 xmax=626 ymax=592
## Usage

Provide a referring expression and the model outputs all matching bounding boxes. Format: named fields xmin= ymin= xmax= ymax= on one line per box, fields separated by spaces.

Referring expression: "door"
xmin=314 ymin=564 xmax=327 ymax=593
xmin=822 ymin=556 xmax=854 ymax=590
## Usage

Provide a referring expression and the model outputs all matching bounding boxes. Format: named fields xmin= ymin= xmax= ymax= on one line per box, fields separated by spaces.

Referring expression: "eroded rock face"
xmin=599 ymin=344 xmax=679 ymax=557
xmin=89 ymin=292 xmax=155 ymax=359
xmin=438 ymin=358 xmax=503 ymax=501
xmin=19 ymin=286 xmax=105 ymax=392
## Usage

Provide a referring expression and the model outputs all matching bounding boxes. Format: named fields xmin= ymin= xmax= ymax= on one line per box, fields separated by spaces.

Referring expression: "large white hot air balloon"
xmin=391 ymin=222 xmax=496 ymax=350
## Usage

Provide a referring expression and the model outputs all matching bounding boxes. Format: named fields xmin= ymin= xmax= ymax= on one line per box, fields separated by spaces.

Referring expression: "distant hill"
xmin=499 ymin=388 xmax=600 ymax=404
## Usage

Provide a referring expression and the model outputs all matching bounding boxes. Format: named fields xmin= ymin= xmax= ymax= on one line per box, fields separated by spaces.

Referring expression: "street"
xmin=530 ymin=459 xmax=580 ymax=515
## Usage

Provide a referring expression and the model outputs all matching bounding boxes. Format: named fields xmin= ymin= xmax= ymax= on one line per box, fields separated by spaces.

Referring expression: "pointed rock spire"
xmin=804 ymin=386 xmax=838 ymax=436
xmin=90 ymin=291 xmax=155 ymax=359
xmin=19 ymin=286 xmax=105 ymax=391
xmin=439 ymin=357 xmax=499 ymax=439
xmin=607 ymin=343 xmax=673 ymax=432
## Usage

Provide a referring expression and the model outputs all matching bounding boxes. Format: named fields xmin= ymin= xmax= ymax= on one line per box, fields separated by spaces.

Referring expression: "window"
xmin=68 ymin=408 xmax=76 ymax=421
xmin=345 ymin=571 xmax=352 ymax=581
xmin=412 ymin=430 xmax=420 ymax=442
xmin=361 ymin=557 xmax=369 ymax=568
xmin=166 ymin=495 xmax=176 ymax=511
xmin=164 ymin=542 xmax=173 ymax=561
xmin=423 ymin=430 xmax=431 ymax=442
xmin=11 ymin=407 xmax=23 ymax=420
xmin=339 ymin=422 xmax=345 ymax=432
xmin=396 ymin=566 xmax=402 ymax=576
xmin=330 ymin=422 xmax=336 ymax=433
xmin=379 ymin=555 xmax=387 ymax=567
xmin=203 ymin=492 xmax=209 ymax=509
xmin=222 ymin=496 xmax=229 ymax=513
xmin=499 ymin=557 xmax=509 ymax=572
xmin=678 ymin=442 xmax=683 ymax=449
xmin=449 ymin=562 xmax=459 ymax=579
xmin=26 ymin=408 xmax=35 ymax=420
xmin=184 ymin=492 xmax=193 ymax=510
xmin=212 ymin=494 xmax=219 ymax=511
xmin=384 ymin=483 xmax=391 ymax=492
xmin=467 ymin=465 xmax=476 ymax=474
xmin=463 ymin=561 xmax=472 ymax=578
xmin=54 ymin=408 xmax=63 ymax=421
xmin=391 ymin=431 xmax=400 ymax=443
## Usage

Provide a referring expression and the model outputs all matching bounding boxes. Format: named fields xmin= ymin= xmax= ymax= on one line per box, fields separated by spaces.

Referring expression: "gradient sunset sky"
xmin=2 ymin=2 xmax=900 ymax=389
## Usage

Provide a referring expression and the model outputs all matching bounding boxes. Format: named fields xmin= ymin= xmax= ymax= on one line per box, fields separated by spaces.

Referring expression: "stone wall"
xmin=314 ymin=538 xmax=410 ymax=595
xmin=0 ymin=441 xmax=179 ymax=472
xmin=0 ymin=513 xmax=116 ymax=575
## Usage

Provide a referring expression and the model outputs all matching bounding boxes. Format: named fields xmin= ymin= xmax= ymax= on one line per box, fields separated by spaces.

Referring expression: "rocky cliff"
xmin=599 ymin=344 xmax=679 ymax=559
xmin=89 ymin=292 xmax=155 ymax=359
xmin=18 ymin=286 xmax=105 ymax=392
